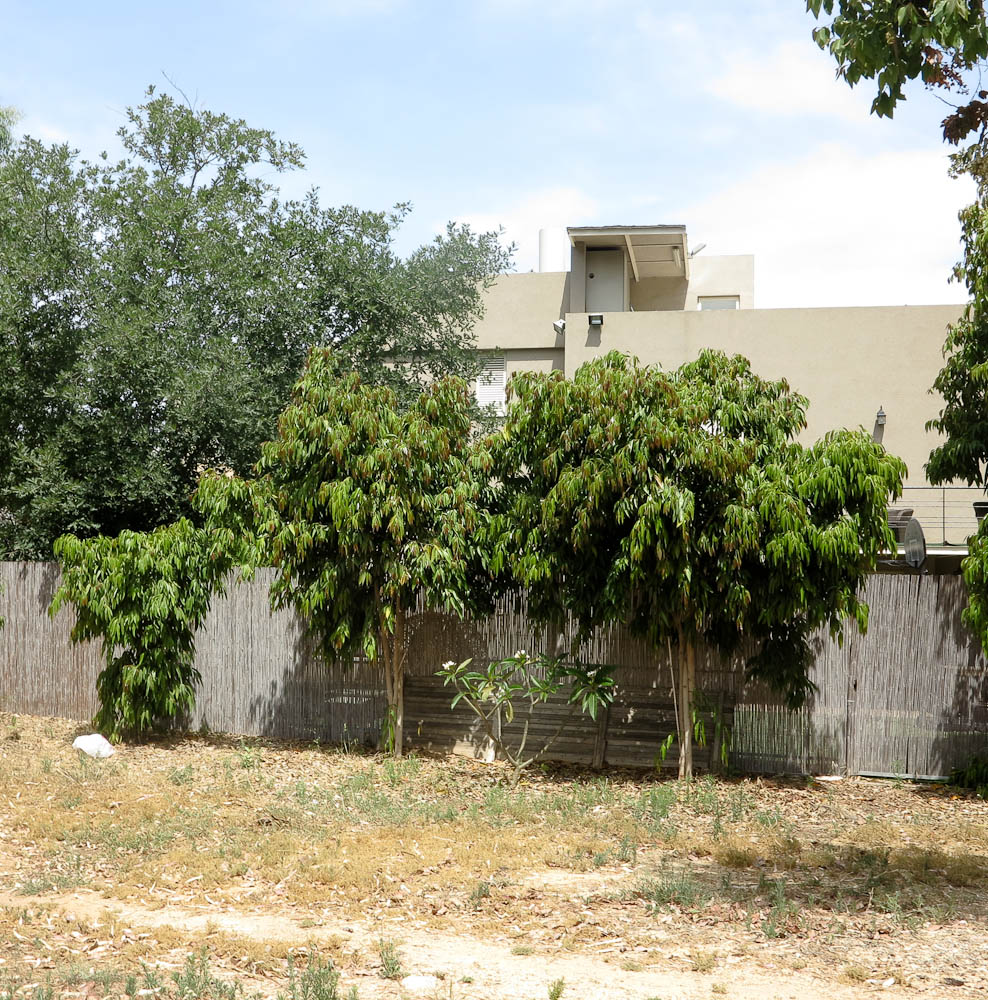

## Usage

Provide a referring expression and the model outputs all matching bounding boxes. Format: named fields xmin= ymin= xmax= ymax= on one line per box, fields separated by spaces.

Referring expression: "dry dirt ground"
xmin=1 ymin=713 xmax=987 ymax=1000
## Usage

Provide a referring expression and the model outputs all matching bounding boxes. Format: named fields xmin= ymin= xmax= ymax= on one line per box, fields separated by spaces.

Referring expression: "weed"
xmin=728 ymin=786 xmax=751 ymax=822
xmin=383 ymin=755 xmax=419 ymax=787
xmin=27 ymin=977 xmax=53 ymax=1000
xmin=949 ymin=753 xmax=988 ymax=799
xmin=682 ymin=775 xmax=719 ymax=815
xmin=281 ymin=949 xmax=341 ymax=1000
xmin=547 ymin=977 xmax=566 ymax=1000
xmin=638 ymin=864 xmax=712 ymax=911
xmin=841 ymin=965 xmax=869 ymax=983
xmin=173 ymin=948 xmax=240 ymax=1000
xmin=19 ymin=856 xmax=89 ymax=895
xmin=125 ymin=974 xmax=139 ymax=998
xmin=510 ymin=944 xmax=534 ymax=956
xmin=761 ymin=879 xmax=801 ymax=939
xmin=691 ymin=951 xmax=716 ymax=973
xmin=376 ymin=939 xmax=402 ymax=981
xmin=170 ymin=765 xmax=196 ymax=785
xmin=753 ymin=808 xmax=783 ymax=828
xmin=141 ymin=963 xmax=165 ymax=991
xmin=238 ymin=743 xmax=260 ymax=771
xmin=60 ymin=963 xmax=90 ymax=987
xmin=92 ymin=969 xmax=121 ymax=996
xmin=890 ymin=760 xmax=905 ymax=787
xmin=635 ymin=785 xmax=676 ymax=831
xmin=617 ymin=834 xmax=638 ymax=863
xmin=469 ymin=880 xmax=492 ymax=907
xmin=711 ymin=984 xmax=728 ymax=995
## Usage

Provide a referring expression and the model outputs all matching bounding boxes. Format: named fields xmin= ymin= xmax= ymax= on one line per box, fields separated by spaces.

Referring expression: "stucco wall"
xmin=503 ymin=347 xmax=563 ymax=375
xmin=470 ymin=271 xmax=567 ymax=351
xmin=561 ymin=305 xmax=960 ymax=487
xmin=629 ymin=255 xmax=754 ymax=311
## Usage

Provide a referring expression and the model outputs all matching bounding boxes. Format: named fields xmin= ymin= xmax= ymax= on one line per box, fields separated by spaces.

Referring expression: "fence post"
xmin=591 ymin=700 xmax=609 ymax=769
xmin=844 ymin=629 xmax=856 ymax=777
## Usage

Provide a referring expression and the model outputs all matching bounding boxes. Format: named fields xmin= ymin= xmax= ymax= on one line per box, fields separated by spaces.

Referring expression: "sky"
xmin=0 ymin=0 xmax=976 ymax=308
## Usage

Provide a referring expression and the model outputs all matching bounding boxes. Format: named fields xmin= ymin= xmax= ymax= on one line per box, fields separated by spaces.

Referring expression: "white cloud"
xmin=18 ymin=116 xmax=70 ymax=144
xmin=450 ymin=186 xmax=599 ymax=272
xmin=683 ymin=143 xmax=974 ymax=307
xmin=708 ymin=41 xmax=871 ymax=120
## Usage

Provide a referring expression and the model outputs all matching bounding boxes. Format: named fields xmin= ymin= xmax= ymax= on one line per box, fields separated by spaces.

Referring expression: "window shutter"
xmin=476 ymin=356 xmax=507 ymax=415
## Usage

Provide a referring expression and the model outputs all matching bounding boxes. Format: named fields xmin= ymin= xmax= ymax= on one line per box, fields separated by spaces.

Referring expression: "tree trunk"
xmin=391 ymin=606 xmax=406 ymax=759
xmin=678 ymin=632 xmax=695 ymax=780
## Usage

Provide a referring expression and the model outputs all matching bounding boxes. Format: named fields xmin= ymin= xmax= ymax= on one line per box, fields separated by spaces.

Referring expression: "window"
xmin=475 ymin=356 xmax=507 ymax=415
xmin=698 ymin=295 xmax=740 ymax=310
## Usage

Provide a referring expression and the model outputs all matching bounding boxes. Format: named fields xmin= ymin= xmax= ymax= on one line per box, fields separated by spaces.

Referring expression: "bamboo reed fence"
xmin=1 ymin=562 xmax=986 ymax=776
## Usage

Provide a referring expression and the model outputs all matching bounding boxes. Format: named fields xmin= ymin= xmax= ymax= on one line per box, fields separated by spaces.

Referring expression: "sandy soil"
xmin=1 ymin=713 xmax=986 ymax=999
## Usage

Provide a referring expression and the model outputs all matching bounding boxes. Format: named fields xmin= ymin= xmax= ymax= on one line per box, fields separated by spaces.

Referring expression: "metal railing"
xmin=896 ymin=486 xmax=985 ymax=547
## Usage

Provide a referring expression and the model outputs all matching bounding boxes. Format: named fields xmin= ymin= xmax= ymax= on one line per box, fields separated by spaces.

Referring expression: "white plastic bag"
xmin=72 ymin=733 xmax=115 ymax=758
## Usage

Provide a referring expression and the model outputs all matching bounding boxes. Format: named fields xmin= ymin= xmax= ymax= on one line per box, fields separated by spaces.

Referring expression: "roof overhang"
xmin=567 ymin=225 xmax=689 ymax=281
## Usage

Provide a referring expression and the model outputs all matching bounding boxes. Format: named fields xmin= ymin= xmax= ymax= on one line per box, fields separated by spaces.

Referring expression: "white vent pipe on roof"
xmin=538 ymin=228 xmax=571 ymax=273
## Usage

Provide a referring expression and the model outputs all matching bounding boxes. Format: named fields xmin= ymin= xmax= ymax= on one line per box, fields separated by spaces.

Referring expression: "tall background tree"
xmin=492 ymin=351 xmax=904 ymax=777
xmin=0 ymin=87 xmax=510 ymax=559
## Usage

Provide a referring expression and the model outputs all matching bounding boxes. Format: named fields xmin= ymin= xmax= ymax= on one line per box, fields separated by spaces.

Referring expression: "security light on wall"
xmin=552 ymin=319 xmax=566 ymax=336
xmin=588 ymin=314 xmax=604 ymax=327
xmin=872 ymin=405 xmax=887 ymax=444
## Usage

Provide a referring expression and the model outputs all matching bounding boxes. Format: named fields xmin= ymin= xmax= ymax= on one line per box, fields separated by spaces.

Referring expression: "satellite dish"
xmin=903 ymin=517 xmax=926 ymax=569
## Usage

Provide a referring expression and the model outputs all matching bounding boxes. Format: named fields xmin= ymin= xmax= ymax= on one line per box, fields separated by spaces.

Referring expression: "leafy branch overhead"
xmin=807 ymin=0 xmax=988 ymax=142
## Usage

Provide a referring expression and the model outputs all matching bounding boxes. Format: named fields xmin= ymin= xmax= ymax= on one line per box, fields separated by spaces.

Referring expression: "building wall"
xmin=561 ymin=305 xmax=959 ymax=487
xmin=629 ymin=255 xmax=755 ymax=311
xmin=470 ymin=271 xmax=567 ymax=351
xmin=473 ymin=273 xmax=961 ymax=490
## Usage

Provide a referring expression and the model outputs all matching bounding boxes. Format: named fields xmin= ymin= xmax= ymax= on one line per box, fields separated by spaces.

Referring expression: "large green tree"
xmin=197 ymin=348 xmax=502 ymax=756
xmin=492 ymin=351 xmax=904 ymax=777
xmin=0 ymin=88 xmax=509 ymax=559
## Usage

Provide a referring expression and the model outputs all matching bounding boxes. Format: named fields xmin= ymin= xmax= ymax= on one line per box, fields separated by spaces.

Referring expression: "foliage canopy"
xmin=197 ymin=348 xmax=501 ymax=755
xmin=0 ymin=87 xmax=509 ymax=559
xmin=50 ymin=519 xmax=234 ymax=740
xmin=491 ymin=351 xmax=905 ymax=775
xmin=807 ymin=0 xmax=988 ymax=141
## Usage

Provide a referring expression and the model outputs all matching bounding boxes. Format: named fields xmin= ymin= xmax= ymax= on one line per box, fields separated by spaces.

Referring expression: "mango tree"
xmin=492 ymin=351 xmax=905 ymax=777
xmin=213 ymin=348 xmax=499 ymax=756
xmin=50 ymin=519 xmax=236 ymax=740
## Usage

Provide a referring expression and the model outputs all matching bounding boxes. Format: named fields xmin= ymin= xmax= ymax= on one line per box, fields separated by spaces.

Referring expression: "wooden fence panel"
xmin=0 ymin=561 xmax=100 ymax=721
xmin=848 ymin=575 xmax=988 ymax=777
xmin=3 ymin=562 xmax=988 ymax=777
xmin=186 ymin=568 xmax=387 ymax=746
xmin=733 ymin=630 xmax=851 ymax=776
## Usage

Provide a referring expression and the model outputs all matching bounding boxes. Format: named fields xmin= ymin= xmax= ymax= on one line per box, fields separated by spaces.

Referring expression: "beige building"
xmin=472 ymin=224 xmax=977 ymax=556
